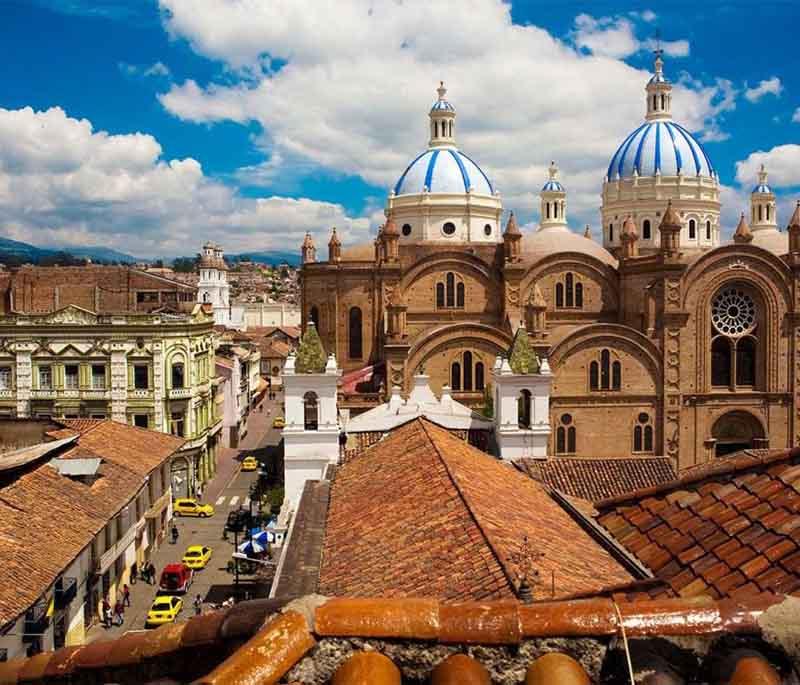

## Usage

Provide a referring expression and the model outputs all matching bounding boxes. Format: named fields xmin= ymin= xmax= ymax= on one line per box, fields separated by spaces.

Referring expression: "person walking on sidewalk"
xmin=113 ymin=599 xmax=124 ymax=626
xmin=193 ymin=594 xmax=203 ymax=616
xmin=171 ymin=523 xmax=179 ymax=545
xmin=101 ymin=598 xmax=112 ymax=628
xmin=122 ymin=584 xmax=131 ymax=607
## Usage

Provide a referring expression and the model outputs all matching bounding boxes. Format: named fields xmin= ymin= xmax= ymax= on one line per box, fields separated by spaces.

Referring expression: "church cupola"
xmin=750 ymin=165 xmax=778 ymax=232
xmin=645 ymin=48 xmax=672 ymax=121
xmin=503 ymin=211 xmax=522 ymax=262
xmin=428 ymin=81 xmax=456 ymax=148
xmin=301 ymin=232 xmax=317 ymax=264
xmin=328 ymin=227 xmax=342 ymax=263
xmin=734 ymin=212 xmax=753 ymax=244
xmin=539 ymin=161 xmax=567 ymax=231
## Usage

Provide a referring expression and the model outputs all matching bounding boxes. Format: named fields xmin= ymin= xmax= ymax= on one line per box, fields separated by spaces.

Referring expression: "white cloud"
xmin=0 ymin=106 xmax=370 ymax=258
xmin=744 ymin=77 xmax=783 ymax=103
xmin=792 ymin=107 xmax=800 ymax=123
xmin=735 ymin=145 xmax=800 ymax=188
xmin=573 ymin=14 xmax=640 ymax=59
xmin=157 ymin=0 xmax=732 ymax=233
xmin=144 ymin=61 xmax=171 ymax=78
xmin=118 ymin=61 xmax=172 ymax=79
xmin=639 ymin=10 xmax=657 ymax=22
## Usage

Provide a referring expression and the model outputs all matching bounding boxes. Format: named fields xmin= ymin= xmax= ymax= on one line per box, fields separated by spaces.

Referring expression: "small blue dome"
xmin=752 ymin=183 xmax=772 ymax=194
xmin=541 ymin=179 xmax=564 ymax=192
xmin=430 ymin=99 xmax=455 ymax=112
xmin=607 ymin=120 xmax=715 ymax=180
xmin=394 ymin=148 xmax=494 ymax=196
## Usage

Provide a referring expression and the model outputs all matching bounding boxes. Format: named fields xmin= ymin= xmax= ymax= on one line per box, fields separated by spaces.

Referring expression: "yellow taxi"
xmin=272 ymin=416 xmax=285 ymax=428
xmin=241 ymin=456 xmax=258 ymax=472
xmin=145 ymin=595 xmax=182 ymax=628
xmin=182 ymin=545 xmax=213 ymax=570
xmin=173 ymin=498 xmax=214 ymax=518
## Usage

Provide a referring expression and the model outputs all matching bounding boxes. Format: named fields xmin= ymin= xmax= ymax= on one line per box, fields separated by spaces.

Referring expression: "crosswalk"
xmin=215 ymin=495 xmax=250 ymax=508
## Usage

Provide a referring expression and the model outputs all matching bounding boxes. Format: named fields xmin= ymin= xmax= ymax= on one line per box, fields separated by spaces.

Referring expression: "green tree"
xmin=509 ymin=328 xmax=539 ymax=374
xmin=172 ymin=257 xmax=197 ymax=272
xmin=480 ymin=382 xmax=494 ymax=418
xmin=295 ymin=322 xmax=327 ymax=373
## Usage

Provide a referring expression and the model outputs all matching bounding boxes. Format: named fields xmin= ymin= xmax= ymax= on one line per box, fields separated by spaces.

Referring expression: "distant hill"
xmin=0 ymin=236 xmax=54 ymax=261
xmin=228 ymin=251 xmax=300 ymax=267
xmin=55 ymin=245 xmax=139 ymax=263
xmin=0 ymin=237 xmax=138 ymax=265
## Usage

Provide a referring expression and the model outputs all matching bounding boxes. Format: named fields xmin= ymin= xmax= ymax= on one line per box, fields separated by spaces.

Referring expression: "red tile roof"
xmin=595 ymin=447 xmax=800 ymax=600
xmin=518 ymin=457 xmax=676 ymax=502
xmin=319 ymin=418 xmax=635 ymax=602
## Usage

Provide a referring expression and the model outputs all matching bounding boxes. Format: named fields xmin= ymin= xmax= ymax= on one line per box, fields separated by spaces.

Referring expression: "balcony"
xmin=54 ymin=577 xmax=77 ymax=610
xmin=129 ymin=388 xmax=152 ymax=399
xmin=0 ymin=389 xmax=12 ymax=399
xmin=23 ymin=598 xmax=50 ymax=642
xmin=169 ymin=387 xmax=193 ymax=400
xmin=30 ymin=389 xmax=56 ymax=400
xmin=82 ymin=388 xmax=110 ymax=400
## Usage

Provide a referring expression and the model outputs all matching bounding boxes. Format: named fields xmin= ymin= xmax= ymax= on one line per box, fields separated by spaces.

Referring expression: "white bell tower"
xmin=751 ymin=165 xmax=778 ymax=232
xmin=539 ymin=161 xmax=567 ymax=231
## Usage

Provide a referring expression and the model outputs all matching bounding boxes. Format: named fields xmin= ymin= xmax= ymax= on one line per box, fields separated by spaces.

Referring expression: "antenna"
xmin=654 ymin=28 xmax=663 ymax=59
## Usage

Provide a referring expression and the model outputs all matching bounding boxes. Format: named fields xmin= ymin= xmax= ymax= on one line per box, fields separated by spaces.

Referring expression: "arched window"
xmin=463 ymin=351 xmax=473 ymax=391
xmin=449 ymin=121 xmax=453 ymax=137
xmin=303 ymin=391 xmax=319 ymax=430
xmin=518 ymin=390 xmax=532 ymax=428
xmin=689 ymin=219 xmax=696 ymax=239
xmin=634 ymin=425 xmax=643 ymax=452
xmin=568 ymin=426 xmax=576 ymax=453
xmin=446 ymin=272 xmax=455 ymax=307
xmin=660 ymin=93 xmax=665 ymax=110
xmin=554 ymin=203 xmax=558 ymax=218
xmin=758 ymin=205 xmax=763 ymax=222
xmin=706 ymin=220 xmax=712 ymax=240
xmin=612 ymin=361 xmax=622 ymax=390
xmin=736 ymin=336 xmax=756 ymax=386
xmin=556 ymin=427 xmax=566 ymax=454
xmin=766 ymin=205 xmax=770 ymax=221
xmin=589 ymin=361 xmax=599 ymax=390
xmin=643 ymin=219 xmax=651 ymax=240
xmin=171 ymin=362 xmax=185 ymax=389
xmin=653 ymin=94 xmax=657 ymax=110
xmin=608 ymin=224 xmax=614 ymax=242
xmin=556 ymin=413 xmax=575 ymax=454
xmin=555 ymin=283 xmax=564 ymax=308
xmin=711 ymin=337 xmax=732 ymax=387
xmin=451 ymin=362 xmax=461 ymax=391
xmin=456 ymin=282 xmax=465 ymax=308
xmin=644 ymin=425 xmax=653 ymax=452
xmin=575 ymin=283 xmax=583 ymax=308
xmin=546 ymin=203 xmax=550 ymax=219
xmin=565 ymin=273 xmax=574 ymax=307
xmin=600 ymin=350 xmax=610 ymax=390
xmin=310 ymin=306 xmax=320 ymax=328
xmin=475 ymin=362 xmax=485 ymax=391
xmin=634 ymin=412 xmax=654 ymax=452
xmin=436 ymin=282 xmax=445 ymax=308
xmin=348 ymin=307 xmax=363 ymax=359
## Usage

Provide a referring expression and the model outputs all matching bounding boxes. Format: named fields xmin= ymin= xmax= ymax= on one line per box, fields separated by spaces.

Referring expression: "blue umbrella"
xmin=237 ymin=537 xmax=267 ymax=556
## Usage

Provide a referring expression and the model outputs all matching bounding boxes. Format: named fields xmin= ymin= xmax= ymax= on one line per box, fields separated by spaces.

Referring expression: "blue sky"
xmin=0 ymin=0 xmax=798 ymax=257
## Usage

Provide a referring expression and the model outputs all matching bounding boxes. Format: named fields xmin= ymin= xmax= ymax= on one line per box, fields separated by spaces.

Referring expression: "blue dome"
xmin=607 ymin=120 xmax=715 ymax=180
xmin=752 ymin=183 xmax=772 ymax=194
xmin=394 ymin=148 xmax=494 ymax=196
xmin=542 ymin=179 xmax=564 ymax=192
xmin=430 ymin=99 xmax=455 ymax=112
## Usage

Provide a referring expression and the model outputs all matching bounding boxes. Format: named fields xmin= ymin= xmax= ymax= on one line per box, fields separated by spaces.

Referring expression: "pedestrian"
xmin=130 ymin=562 xmax=137 ymax=585
xmin=113 ymin=599 xmax=124 ymax=626
xmin=148 ymin=561 xmax=157 ymax=585
xmin=171 ymin=523 xmax=179 ymax=544
xmin=122 ymin=584 xmax=131 ymax=607
xmin=193 ymin=594 xmax=203 ymax=616
xmin=101 ymin=597 xmax=112 ymax=628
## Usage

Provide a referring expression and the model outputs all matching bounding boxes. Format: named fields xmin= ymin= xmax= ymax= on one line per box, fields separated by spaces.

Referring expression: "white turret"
xmin=751 ymin=165 xmax=778 ymax=232
xmin=428 ymin=81 xmax=456 ymax=148
xmin=539 ymin=161 xmax=567 ymax=231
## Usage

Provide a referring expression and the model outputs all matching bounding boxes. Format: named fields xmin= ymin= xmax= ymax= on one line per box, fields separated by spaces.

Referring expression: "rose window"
xmin=711 ymin=288 xmax=756 ymax=336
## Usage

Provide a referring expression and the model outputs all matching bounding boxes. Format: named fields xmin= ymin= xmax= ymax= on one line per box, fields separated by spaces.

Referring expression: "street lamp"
xmin=224 ymin=508 xmax=250 ymax=601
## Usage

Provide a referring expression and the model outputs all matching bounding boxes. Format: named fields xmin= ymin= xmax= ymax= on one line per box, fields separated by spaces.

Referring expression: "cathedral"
xmin=299 ymin=54 xmax=800 ymax=470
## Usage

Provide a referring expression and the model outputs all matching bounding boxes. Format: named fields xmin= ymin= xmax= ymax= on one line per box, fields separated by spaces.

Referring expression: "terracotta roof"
xmin=260 ymin=338 xmax=291 ymax=358
xmin=319 ymin=418 xmax=635 ymax=602
xmin=518 ymin=456 xmax=676 ymax=502
xmin=0 ymin=594 xmax=790 ymax=685
xmin=596 ymin=447 xmax=800 ymax=600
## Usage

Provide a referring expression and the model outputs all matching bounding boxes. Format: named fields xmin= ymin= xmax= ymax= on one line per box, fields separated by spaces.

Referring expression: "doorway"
xmin=712 ymin=411 xmax=765 ymax=457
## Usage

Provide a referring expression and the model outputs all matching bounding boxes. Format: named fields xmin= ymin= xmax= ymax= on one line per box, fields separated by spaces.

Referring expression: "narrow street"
xmin=87 ymin=391 xmax=283 ymax=641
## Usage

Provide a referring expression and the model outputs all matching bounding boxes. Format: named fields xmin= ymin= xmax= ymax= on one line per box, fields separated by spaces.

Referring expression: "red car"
xmin=158 ymin=563 xmax=193 ymax=594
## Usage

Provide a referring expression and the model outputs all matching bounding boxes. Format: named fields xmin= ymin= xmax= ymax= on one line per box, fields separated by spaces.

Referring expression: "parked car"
xmin=158 ymin=563 xmax=193 ymax=594
xmin=272 ymin=416 xmax=285 ymax=428
xmin=182 ymin=545 xmax=213 ymax=570
xmin=173 ymin=498 xmax=214 ymax=518
xmin=241 ymin=456 xmax=258 ymax=471
xmin=145 ymin=595 xmax=183 ymax=628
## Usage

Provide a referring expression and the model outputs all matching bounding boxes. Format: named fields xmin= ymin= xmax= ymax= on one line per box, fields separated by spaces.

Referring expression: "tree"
xmin=295 ymin=322 xmax=327 ymax=373
xmin=480 ymin=383 xmax=494 ymax=418
xmin=509 ymin=328 xmax=539 ymax=374
xmin=172 ymin=257 xmax=197 ymax=273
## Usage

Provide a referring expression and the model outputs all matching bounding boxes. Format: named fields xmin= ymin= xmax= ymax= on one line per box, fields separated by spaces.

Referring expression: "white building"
xmin=197 ymin=242 xmax=245 ymax=329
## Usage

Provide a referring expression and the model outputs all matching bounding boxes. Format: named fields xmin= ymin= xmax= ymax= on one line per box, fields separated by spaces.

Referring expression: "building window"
xmin=608 ymin=223 xmax=614 ymax=242
xmin=758 ymin=205 xmax=763 ymax=222
xmin=475 ymin=362 xmax=485 ymax=391
xmin=711 ymin=287 xmax=758 ymax=389
xmin=349 ymin=307 xmax=363 ymax=359
xmin=643 ymin=219 xmax=651 ymax=240
xmin=442 ymin=221 xmax=456 ymax=236
xmin=456 ymin=282 xmax=465 ymax=308
xmin=689 ymin=219 xmax=696 ymax=239
xmin=303 ymin=391 xmax=319 ymax=430
xmin=484 ymin=223 xmax=492 ymax=236
xmin=546 ymin=203 xmax=550 ymax=219
xmin=766 ymin=205 xmax=770 ymax=221
xmin=133 ymin=364 xmax=149 ymax=390
xmin=437 ymin=272 xmax=464 ymax=309
xmin=463 ymin=351 xmax=473 ymax=391
xmin=518 ymin=389 xmax=532 ymax=429
xmin=590 ymin=349 xmax=621 ymax=391
xmin=451 ymin=362 xmax=461 ymax=391
xmin=170 ymin=412 xmax=184 ymax=437
xmin=0 ymin=366 xmax=10 ymax=390
xmin=39 ymin=366 xmax=52 ymax=390
xmin=706 ymin=220 xmax=712 ymax=240
xmin=402 ymin=223 xmax=412 ymax=236
xmin=134 ymin=414 xmax=149 ymax=429
xmin=171 ymin=362 xmax=185 ymax=389
xmin=436 ymin=282 xmax=445 ymax=308
xmin=633 ymin=413 xmax=654 ymax=452
xmin=309 ymin=306 xmax=320 ymax=328
xmin=556 ymin=413 xmax=576 ymax=454
xmin=555 ymin=273 xmax=583 ymax=309
xmin=64 ymin=364 xmax=79 ymax=389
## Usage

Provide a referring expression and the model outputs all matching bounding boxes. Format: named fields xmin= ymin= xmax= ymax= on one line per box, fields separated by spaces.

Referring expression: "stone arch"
xmin=711 ymin=410 xmax=766 ymax=457
xmin=400 ymin=251 xmax=495 ymax=291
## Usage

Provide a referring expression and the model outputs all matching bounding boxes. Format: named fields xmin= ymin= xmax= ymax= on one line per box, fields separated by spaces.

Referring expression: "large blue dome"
xmin=607 ymin=120 xmax=715 ymax=180
xmin=394 ymin=148 xmax=494 ymax=196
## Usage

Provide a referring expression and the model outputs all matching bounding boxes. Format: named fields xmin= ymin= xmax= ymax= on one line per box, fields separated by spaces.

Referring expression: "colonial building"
xmin=0 ymin=266 xmax=221 ymax=495
xmin=300 ymin=56 xmax=800 ymax=470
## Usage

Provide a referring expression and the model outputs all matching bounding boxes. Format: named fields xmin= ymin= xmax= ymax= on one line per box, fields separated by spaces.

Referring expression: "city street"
xmin=87 ymin=391 xmax=283 ymax=641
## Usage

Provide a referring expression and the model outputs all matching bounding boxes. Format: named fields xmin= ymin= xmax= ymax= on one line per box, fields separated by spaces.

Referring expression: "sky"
xmin=0 ymin=0 xmax=798 ymax=259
